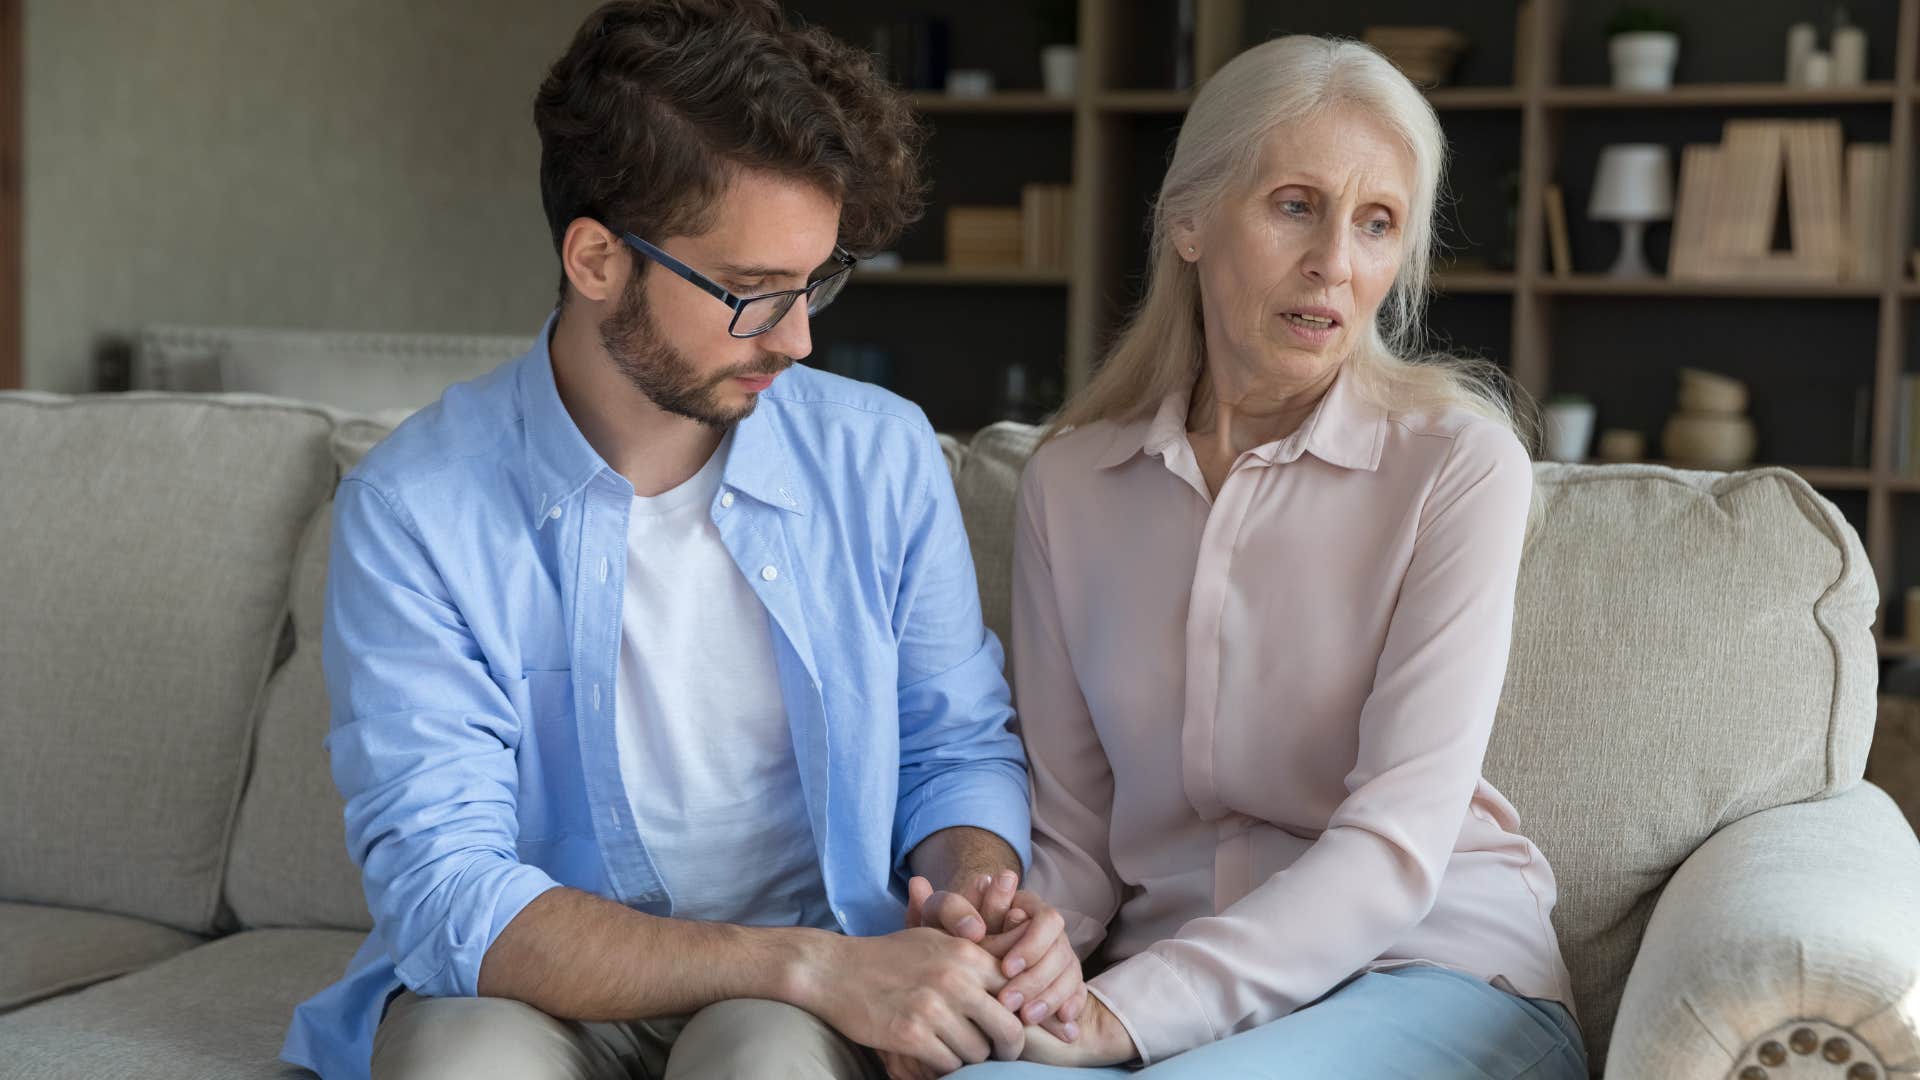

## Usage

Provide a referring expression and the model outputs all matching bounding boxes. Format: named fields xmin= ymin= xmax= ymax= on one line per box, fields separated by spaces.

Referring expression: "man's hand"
xmin=792 ymin=927 xmax=1024 ymax=1074
xmin=1016 ymin=992 xmax=1137 ymax=1068
xmin=906 ymin=873 xmax=1088 ymax=1043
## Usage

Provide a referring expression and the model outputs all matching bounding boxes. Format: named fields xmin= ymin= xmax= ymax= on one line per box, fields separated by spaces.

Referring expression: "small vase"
xmin=1041 ymin=44 xmax=1079 ymax=97
xmin=1544 ymin=401 xmax=1598 ymax=462
xmin=1609 ymin=31 xmax=1680 ymax=91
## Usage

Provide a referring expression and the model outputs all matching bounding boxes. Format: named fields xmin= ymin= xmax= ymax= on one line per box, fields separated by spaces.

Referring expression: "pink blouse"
xmin=1013 ymin=365 xmax=1575 ymax=1065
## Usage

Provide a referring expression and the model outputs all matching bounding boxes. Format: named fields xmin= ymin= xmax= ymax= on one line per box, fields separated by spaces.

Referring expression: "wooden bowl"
xmin=1662 ymin=412 xmax=1757 ymax=468
xmin=1677 ymin=368 xmax=1749 ymax=415
xmin=1363 ymin=27 xmax=1469 ymax=86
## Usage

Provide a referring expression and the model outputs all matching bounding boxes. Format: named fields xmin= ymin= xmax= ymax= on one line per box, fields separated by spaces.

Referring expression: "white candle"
xmin=1834 ymin=25 xmax=1867 ymax=84
xmin=1786 ymin=22 xmax=1817 ymax=84
xmin=1802 ymin=50 xmax=1834 ymax=86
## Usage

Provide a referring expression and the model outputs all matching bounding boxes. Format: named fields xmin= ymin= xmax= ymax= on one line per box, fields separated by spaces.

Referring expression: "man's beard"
xmin=599 ymin=273 xmax=792 ymax=430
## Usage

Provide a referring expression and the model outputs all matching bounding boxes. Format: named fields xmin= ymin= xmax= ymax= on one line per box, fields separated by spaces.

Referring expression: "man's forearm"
xmin=475 ymin=886 xmax=830 ymax=1020
xmin=909 ymin=825 xmax=1022 ymax=893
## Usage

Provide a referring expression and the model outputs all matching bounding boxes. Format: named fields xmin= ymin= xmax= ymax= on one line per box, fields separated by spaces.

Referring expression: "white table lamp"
xmin=1589 ymin=144 xmax=1674 ymax=278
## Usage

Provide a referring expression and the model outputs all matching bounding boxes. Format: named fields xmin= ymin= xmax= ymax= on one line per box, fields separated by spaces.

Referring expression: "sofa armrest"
xmin=1605 ymin=783 xmax=1920 ymax=1079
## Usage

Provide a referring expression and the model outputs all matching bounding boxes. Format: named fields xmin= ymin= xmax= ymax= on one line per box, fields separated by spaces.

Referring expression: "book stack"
xmin=945 ymin=206 xmax=1023 ymax=269
xmin=1020 ymin=184 xmax=1074 ymax=271
xmin=1898 ymin=375 xmax=1920 ymax=478
xmin=1668 ymin=120 xmax=1883 ymax=283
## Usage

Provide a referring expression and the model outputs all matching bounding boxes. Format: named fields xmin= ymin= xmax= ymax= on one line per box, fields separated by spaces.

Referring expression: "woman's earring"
xmin=1187 ymin=246 xmax=1196 ymax=254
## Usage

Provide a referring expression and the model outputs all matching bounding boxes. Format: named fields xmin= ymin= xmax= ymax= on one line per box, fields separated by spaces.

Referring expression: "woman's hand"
xmin=876 ymin=1048 xmax=943 ymax=1080
xmin=906 ymin=874 xmax=1088 ymax=1041
xmin=1017 ymin=993 xmax=1136 ymax=1067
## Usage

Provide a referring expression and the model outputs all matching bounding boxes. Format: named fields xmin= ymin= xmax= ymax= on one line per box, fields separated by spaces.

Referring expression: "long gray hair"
xmin=1050 ymin=35 xmax=1536 ymax=448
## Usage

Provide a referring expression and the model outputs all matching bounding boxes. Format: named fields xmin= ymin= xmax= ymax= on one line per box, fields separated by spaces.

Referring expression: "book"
xmin=1906 ymin=374 xmax=1920 ymax=478
xmin=1544 ymin=183 xmax=1572 ymax=276
xmin=946 ymin=206 xmax=1023 ymax=268
xmin=1019 ymin=184 xmax=1074 ymax=271
xmin=1784 ymin=120 xmax=1845 ymax=265
xmin=1715 ymin=120 xmax=1785 ymax=257
xmin=1846 ymin=143 xmax=1891 ymax=281
xmin=1670 ymin=144 xmax=1720 ymax=279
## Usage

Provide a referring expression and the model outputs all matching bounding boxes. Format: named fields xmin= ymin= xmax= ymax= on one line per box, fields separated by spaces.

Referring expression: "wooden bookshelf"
xmin=1093 ymin=90 xmax=1194 ymax=114
xmin=1433 ymin=270 xmax=1519 ymax=294
xmin=850 ymin=0 xmax=1920 ymax=645
xmin=1536 ymin=275 xmax=1884 ymax=298
xmin=1427 ymin=86 xmax=1526 ymax=110
xmin=851 ymin=264 xmax=1070 ymax=286
xmin=910 ymin=92 xmax=1077 ymax=114
xmin=1546 ymin=82 xmax=1899 ymax=108
xmin=1095 ymin=86 xmax=1521 ymax=114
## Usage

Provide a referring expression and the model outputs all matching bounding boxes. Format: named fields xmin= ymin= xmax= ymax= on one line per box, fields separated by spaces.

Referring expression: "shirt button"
xmin=720 ymin=491 xmax=736 ymax=509
xmin=547 ymin=506 xmax=563 ymax=521
xmin=592 ymin=683 xmax=602 ymax=711
xmin=834 ymin=907 xmax=849 ymax=924
xmin=598 ymin=556 xmax=609 ymax=584
xmin=760 ymin=565 xmax=778 ymax=582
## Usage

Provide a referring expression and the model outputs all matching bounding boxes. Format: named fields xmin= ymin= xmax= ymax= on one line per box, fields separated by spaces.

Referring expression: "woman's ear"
xmin=1171 ymin=219 xmax=1201 ymax=262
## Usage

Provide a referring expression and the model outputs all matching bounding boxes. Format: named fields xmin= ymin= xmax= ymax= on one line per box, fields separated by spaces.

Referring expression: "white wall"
xmin=24 ymin=0 xmax=601 ymax=391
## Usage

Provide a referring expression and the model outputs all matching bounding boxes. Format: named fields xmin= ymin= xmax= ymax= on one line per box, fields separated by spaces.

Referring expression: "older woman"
xmin=954 ymin=35 xmax=1584 ymax=1079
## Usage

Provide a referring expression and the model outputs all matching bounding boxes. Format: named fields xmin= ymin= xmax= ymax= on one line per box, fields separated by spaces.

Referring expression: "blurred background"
xmin=7 ymin=0 xmax=1920 ymax=647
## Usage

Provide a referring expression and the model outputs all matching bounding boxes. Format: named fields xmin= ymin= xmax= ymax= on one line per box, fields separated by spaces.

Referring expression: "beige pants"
xmin=370 ymin=991 xmax=886 ymax=1080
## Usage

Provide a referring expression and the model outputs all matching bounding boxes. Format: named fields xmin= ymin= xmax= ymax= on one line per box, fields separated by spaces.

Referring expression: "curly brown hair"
xmin=533 ymin=0 xmax=926 ymax=304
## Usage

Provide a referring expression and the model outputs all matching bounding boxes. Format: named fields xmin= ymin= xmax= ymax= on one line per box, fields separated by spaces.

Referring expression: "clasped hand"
xmin=878 ymin=871 xmax=1133 ymax=1077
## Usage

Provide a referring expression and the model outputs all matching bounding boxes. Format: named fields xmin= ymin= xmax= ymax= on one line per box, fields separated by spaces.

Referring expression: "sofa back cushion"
xmin=946 ymin=431 xmax=1877 ymax=1065
xmin=1485 ymin=463 xmax=1875 ymax=1058
xmin=224 ymin=419 xmax=397 ymax=930
xmin=0 ymin=393 xmax=337 ymax=933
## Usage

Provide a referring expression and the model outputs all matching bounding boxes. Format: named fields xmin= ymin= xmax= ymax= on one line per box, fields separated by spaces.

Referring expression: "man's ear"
xmin=561 ymin=218 xmax=629 ymax=304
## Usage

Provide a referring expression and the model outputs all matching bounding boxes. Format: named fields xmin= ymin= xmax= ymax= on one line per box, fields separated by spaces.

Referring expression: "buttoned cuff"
xmin=1088 ymin=950 xmax=1218 ymax=1066
xmin=893 ymin=767 xmax=1033 ymax=881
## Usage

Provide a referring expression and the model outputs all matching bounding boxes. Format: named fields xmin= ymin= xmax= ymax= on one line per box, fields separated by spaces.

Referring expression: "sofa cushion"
xmin=0 ymin=393 xmax=338 ymax=935
xmin=225 ymin=504 xmax=371 ymax=932
xmin=0 ymin=928 xmax=365 ymax=1079
xmin=948 ymin=422 xmax=1043 ymax=654
xmin=0 ymin=902 xmax=202 ymax=1013
xmin=226 ymin=419 xmax=401 ymax=931
xmin=1489 ymin=463 xmax=1876 ymax=1064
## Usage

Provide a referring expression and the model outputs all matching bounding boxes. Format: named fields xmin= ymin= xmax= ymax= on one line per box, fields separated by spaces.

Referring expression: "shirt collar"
xmin=721 ymin=386 xmax=807 ymax=515
xmin=519 ymin=311 xmax=610 ymax=519
xmin=1094 ymin=362 xmax=1388 ymax=473
xmin=516 ymin=313 xmax=806 ymax=519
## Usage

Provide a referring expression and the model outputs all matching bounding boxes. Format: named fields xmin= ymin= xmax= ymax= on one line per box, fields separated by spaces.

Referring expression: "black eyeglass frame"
xmin=618 ymin=231 xmax=856 ymax=339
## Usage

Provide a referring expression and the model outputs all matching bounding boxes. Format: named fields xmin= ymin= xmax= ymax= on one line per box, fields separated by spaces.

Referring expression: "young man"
xmin=280 ymin=3 xmax=1084 ymax=1077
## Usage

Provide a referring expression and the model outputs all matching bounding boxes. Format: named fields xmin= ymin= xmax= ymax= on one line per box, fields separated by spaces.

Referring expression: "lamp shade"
xmin=1589 ymin=143 xmax=1674 ymax=222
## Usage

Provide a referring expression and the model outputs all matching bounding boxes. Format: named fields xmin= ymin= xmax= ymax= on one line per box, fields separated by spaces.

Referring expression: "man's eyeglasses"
xmin=619 ymin=231 xmax=856 ymax=339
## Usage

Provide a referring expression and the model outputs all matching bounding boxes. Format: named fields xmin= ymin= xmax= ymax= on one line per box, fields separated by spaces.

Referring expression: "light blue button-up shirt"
xmin=282 ymin=318 xmax=1030 ymax=1079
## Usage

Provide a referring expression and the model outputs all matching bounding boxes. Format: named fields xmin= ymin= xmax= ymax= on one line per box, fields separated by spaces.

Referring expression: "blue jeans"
xmin=953 ymin=966 xmax=1587 ymax=1080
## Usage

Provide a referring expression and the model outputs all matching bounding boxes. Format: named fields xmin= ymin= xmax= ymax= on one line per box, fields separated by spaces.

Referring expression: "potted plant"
xmin=1035 ymin=0 xmax=1079 ymax=98
xmin=1607 ymin=7 xmax=1681 ymax=91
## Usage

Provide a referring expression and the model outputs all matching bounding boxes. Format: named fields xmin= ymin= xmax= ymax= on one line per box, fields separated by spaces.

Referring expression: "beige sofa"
xmin=2 ymin=389 xmax=1917 ymax=1079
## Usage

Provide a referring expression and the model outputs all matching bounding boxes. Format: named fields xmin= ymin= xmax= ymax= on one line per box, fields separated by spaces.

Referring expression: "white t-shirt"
xmin=614 ymin=434 xmax=835 ymax=928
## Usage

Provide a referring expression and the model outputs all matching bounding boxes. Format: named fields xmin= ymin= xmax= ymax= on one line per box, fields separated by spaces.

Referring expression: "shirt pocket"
xmin=489 ymin=668 xmax=579 ymax=845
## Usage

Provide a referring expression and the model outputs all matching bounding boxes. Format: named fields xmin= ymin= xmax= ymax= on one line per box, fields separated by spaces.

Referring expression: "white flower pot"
xmin=1544 ymin=401 xmax=1598 ymax=463
xmin=1610 ymin=31 xmax=1680 ymax=91
xmin=1041 ymin=44 xmax=1079 ymax=98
